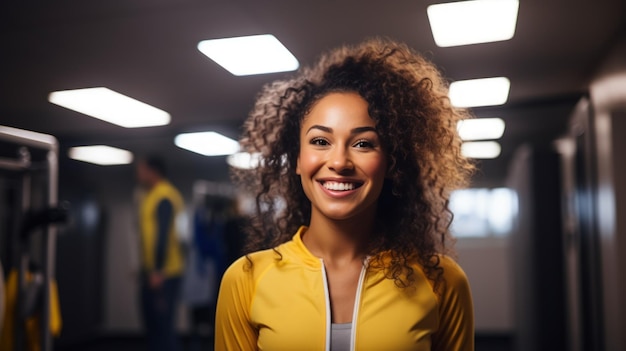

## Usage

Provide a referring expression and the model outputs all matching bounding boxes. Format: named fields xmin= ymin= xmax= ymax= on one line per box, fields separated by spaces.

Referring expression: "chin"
xmin=309 ymin=195 xmax=379 ymax=221
xmin=318 ymin=206 xmax=370 ymax=222
xmin=323 ymin=213 xmax=355 ymax=221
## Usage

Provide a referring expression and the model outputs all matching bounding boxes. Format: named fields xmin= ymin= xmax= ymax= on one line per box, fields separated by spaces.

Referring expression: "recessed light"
xmin=457 ymin=118 xmax=505 ymax=141
xmin=68 ymin=145 xmax=134 ymax=165
xmin=197 ymin=34 xmax=299 ymax=76
xmin=49 ymin=87 xmax=170 ymax=128
xmin=427 ymin=0 xmax=520 ymax=47
xmin=462 ymin=141 xmax=501 ymax=159
xmin=174 ymin=131 xmax=240 ymax=156
xmin=449 ymin=77 xmax=510 ymax=107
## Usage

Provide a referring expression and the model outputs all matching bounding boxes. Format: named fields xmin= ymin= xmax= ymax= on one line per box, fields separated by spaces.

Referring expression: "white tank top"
xmin=331 ymin=322 xmax=352 ymax=351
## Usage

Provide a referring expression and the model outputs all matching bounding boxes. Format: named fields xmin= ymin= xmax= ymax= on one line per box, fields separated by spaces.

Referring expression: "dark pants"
xmin=140 ymin=276 xmax=182 ymax=351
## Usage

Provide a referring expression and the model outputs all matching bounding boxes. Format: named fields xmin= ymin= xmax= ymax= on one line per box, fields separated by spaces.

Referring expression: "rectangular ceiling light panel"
xmin=48 ymin=87 xmax=171 ymax=128
xmin=449 ymin=77 xmax=510 ymax=107
xmin=457 ymin=118 xmax=505 ymax=141
xmin=175 ymin=131 xmax=240 ymax=156
xmin=197 ymin=34 xmax=299 ymax=76
xmin=69 ymin=145 xmax=134 ymax=165
xmin=462 ymin=141 xmax=501 ymax=159
xmin=427 ymin=0 xmax=519 ymax=47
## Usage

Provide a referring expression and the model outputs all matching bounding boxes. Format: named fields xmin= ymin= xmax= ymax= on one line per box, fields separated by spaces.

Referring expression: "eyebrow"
xmin=306 ymin=125 xmax=377 ymax=135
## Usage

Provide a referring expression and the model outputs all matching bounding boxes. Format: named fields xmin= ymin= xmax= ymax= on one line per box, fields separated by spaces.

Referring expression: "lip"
xmin=316 ymin=178 xmax=364 ymax=198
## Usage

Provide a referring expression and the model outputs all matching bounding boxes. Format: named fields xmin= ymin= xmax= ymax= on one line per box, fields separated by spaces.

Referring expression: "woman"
xmin=216 ymin=38 xmax=475 ymax=351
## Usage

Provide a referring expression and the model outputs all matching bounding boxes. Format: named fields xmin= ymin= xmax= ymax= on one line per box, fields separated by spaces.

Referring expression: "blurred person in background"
xmin=136 ymin=156 xmax=184 ymax=351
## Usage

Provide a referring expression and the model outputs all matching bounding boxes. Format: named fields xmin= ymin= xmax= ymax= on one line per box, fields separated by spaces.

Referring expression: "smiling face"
xmin=296 ymin=92 xmax=387 ymax=222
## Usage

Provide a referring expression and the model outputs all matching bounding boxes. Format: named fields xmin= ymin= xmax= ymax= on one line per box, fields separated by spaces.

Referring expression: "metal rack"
xmin=0 ymin=125 xmax=60 ymax=351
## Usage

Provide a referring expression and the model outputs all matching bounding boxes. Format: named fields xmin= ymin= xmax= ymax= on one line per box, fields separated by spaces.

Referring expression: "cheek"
xmin=297 ymin=149 xmax=322 ymax=175
xmin=363 ymin=155 xmax=388 ymax=179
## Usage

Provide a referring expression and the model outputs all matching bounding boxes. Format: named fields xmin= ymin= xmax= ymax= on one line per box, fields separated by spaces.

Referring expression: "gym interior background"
xmin=1 ymin=1 xmax=626 ymax=350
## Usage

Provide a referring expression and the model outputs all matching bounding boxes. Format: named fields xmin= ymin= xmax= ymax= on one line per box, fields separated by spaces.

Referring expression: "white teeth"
xmin=323 ymin=181 xmax=356 ymax=191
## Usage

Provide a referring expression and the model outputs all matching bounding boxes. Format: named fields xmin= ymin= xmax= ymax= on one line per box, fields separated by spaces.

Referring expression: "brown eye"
xmin=310 ymin=137 xmax=330 ymax=146
xmin=354 ymin=140 xmax=374 ymax=148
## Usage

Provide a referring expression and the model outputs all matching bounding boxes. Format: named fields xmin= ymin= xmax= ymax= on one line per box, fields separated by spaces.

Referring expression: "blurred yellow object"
xmin=0 ymin=269 xmax=62 ymax=351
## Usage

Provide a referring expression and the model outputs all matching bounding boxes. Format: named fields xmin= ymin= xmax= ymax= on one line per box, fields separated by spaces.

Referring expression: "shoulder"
xmin=429 ymin=255 xmax=475 ymax=350
xmin=433 ymin=255 xmax=473 ymax=309
xmin=222 ymin=248 xmax=282 ymax=285
xmin=438 ymin=255 xmax=470 ymax=288
xmin=410 ymin=255 xmax=472 ymax=302
xmin=152 ymin=181 xmax=182 ymax=200
xmin=410 ymin=254 xmax=469 ymax=288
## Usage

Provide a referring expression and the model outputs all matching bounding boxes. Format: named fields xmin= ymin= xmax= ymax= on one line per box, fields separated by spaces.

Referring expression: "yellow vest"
xmin=139 ymin=180 xmax=184 ymax=277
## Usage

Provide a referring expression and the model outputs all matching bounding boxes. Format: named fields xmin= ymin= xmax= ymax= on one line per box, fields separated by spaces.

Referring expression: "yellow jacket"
xmin=139 ymin=180 xmax=184 ymax=277
xmin=215 ymin=226 xmax=474 ymax=351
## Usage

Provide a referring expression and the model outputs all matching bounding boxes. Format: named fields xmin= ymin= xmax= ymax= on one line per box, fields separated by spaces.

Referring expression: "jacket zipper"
xmin=320 ymin=258 xmax=368 ymax=351
xmin=350 ymin=262 xmax=367 ymax=351
xmin=321 ymin=259 xmax=332 ymax=351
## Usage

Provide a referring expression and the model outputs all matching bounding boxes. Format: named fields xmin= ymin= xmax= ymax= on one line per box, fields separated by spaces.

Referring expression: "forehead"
xmin=301 ymin=92 xmax=375 ymax=130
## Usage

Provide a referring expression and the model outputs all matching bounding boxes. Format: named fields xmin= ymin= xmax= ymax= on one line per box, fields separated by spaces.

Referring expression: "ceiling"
xmin=1 ymin=0 xmax=625 ymax=186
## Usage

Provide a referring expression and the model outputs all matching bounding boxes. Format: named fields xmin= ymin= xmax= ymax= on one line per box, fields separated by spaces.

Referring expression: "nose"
xmin=327 ymin=146 xmax=354 ymax=173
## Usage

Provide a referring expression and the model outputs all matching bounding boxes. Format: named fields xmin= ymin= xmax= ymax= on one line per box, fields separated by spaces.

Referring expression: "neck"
xmin=303 ymin=209 xmax=376 ymax=264
xmin=146 ymin=177 xmax=163 ymax=190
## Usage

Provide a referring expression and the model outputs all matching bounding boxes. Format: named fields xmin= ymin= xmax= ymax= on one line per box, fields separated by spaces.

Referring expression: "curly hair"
xmin=233 ymin=38 xmax=474 ymax=289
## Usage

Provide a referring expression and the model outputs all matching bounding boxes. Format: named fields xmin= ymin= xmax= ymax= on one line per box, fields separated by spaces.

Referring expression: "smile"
xmin=320 ymin=181 xmax=363 ymax=191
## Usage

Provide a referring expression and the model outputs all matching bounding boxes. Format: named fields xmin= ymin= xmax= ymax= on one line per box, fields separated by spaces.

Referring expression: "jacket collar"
xmin=281 ymin=226 xmax=323 ymax=269
xmin=284 ymin=226 xmax=376 ymax=270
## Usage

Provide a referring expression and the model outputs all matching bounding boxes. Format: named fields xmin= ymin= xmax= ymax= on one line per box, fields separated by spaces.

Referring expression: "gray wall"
xmin=456 ymin=236 xmax=514 ymax=332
